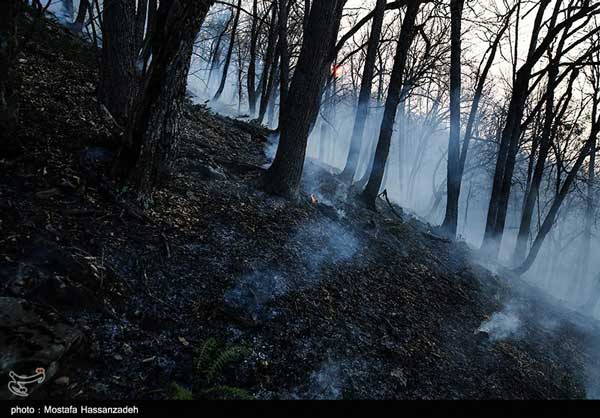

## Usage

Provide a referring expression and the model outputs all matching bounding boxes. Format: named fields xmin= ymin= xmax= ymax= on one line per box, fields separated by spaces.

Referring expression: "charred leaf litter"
xmin=1 ymin=15 xmax=600 ymax=400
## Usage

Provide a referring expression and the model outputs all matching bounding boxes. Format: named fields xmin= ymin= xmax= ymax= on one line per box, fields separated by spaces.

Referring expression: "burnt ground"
xmin=2 ymin=15 xmax=600 ymax=400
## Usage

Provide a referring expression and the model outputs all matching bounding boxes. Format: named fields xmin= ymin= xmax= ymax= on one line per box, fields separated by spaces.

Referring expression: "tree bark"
xmin=340 ymin=0 xmax=386 ymax=182
xmin=441 ymin=0 xmax=464 ymax=237
xmin=247 ymin=0 xmax=258 ymax=115
xmin=257 ymin=3 xmax=279 ymax=123
xmin=73 ymin=0 xmax=89 ymax=32
xmin=213 ymin=0 xmax=241 ymax=100
xmin=360 ymin=1 xmax=421 ymax=209
xmin=278 ymin=0 xmax=290 ymax=114
xmin=98 ymin=0 xmax=136 ymax=125
xmin=303 ymin=0 xmax=311 ymax=34
xmin=61 ymin=0 xmax=74 ymax=22
xmin=114 ymin=0 xmax=215 ymax=200
xmin=263 ymin=0 xmax=347 ymax=197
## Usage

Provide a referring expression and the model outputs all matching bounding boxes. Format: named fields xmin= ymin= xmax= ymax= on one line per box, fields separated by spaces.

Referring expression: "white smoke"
xmin=477 ymin=304 xmax=523 ymax=342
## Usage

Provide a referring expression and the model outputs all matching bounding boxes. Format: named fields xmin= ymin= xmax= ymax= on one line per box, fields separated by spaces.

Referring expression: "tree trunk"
xmin=303 ymin=0 xmax=311 ymax=34
xmin=61 ymin=0 xmax=74 ymax=22
xmin=441 ymin=0 xmax=464 ymax=237
xmin=263 ymin=0 xmax=347 ymax=197
xmin=247 ymin=0 xmax=258 ymax=115
xmin=98 ymin=0 xmax=136 ymax=125
xmin=481 ymin=0 xmax=558 ymax=257
xmin=340 ymin=0 xmax=386 ymax=182
xmin=360 ymin=2 xmax=421 ymax=209
xmin=0 ymin=0 xmax=21 ymax=131
xmin=73 ymin=0 xmax=89 ymax=32
xmin=481 ymin=69 xmax=529 ymax=256
xmin=513 ymin=62 xmax=562 ymax=264
xmin=278 ymin=0 xmax=290 ymax=114
xmin=114 ymin=0 xmax=215 ymax=200
xmin=257 ymin=4 xmax=279 ymax=123
xmin=214 ymin=0 xmax=241 ymax=100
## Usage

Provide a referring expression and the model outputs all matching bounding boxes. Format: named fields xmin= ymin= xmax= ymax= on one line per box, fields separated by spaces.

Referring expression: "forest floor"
xmin=2 ymin=15 xmax=600 ymax=400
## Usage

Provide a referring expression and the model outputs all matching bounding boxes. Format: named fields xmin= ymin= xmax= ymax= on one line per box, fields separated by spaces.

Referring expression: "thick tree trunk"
xmin=114 ymin=0 xmax=215 ymax=200
xmin=513 ymin=63 xmax=561 ymax=264
xmin=73 ymin=0 xmax=89 ymax=32
xmin=278 ymin=0 xmax=290 ymax=114
xmin=340 ymin=0 xmax=386 ymax=182
xmin=303 ymin=0 xmax=311 ymax=34
xmin=481 ymin=70 xmax=529 ymax=256
xmin=98 ymin=0 xmax=136 ymax=125
xmin=247 ymin=0 xmax=258 ymax=115
xmin=360 ymin=2 xmax=420 ymax=209
xmin=441 ymin=0 xmax=464 ymax=237
xmin=214 ymin=0 xmax=241 ymax=100
xmin=263 ymin=0 xmax=346 ymax=197
xmin=0 ymin=0 xmax=20 ymax=130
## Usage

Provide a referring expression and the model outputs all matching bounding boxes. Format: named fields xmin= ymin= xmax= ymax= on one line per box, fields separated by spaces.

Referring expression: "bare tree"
xmin=482 ymin=0 xmax=600 ymax=258
xmin=214 ymin=0 xmax=242 ymax=100
xmin=441 ymin=0 xmax=464 ymax=237
xmin=340 ymin=0 xmax=387 ymax=182
xmin=264 ymin=0 xmax=347 ymax=197
xmin=514 ymin=91 xmax=600 ymax=274
xmin=247 ymin=0 xmax=259 ymax=114
xmin=113 ymin=0 xmax=215 ymax=200
xmin=360 ymin=1 xmax=423 ymax=209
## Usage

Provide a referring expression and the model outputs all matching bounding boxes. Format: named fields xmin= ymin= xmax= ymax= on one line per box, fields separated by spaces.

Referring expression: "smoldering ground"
xmin=223 ymin=219 xmax=359 ymax=322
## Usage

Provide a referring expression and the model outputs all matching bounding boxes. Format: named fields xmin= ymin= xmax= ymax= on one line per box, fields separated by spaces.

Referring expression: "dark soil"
xmin=1 ymin=14 xmax=600 ymax=400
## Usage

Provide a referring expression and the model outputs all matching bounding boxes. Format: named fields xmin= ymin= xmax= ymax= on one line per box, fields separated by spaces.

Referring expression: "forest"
xmin=1 ymin=0 xmax=600 ymax=402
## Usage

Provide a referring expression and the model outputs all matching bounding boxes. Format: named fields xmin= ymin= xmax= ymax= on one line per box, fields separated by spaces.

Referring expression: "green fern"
xmin=170 ymin=338 xmax=251 ymax=400
xmin=205 ymin=346 xmax=249 ymax=383
xmin=169 ymin=382 xmax=194 ymax=400
xmin=194 ymin=337 xmax=219 ymax=373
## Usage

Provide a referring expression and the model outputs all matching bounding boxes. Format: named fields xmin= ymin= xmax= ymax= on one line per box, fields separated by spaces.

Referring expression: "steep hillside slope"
xmin=1 ymin=15 xmax=599 ymax=400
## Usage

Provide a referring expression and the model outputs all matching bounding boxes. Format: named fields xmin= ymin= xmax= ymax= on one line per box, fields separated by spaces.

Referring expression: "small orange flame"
xmin=310 ymin=194 xmax=317 ymax=205
xmin=332 ymin=65 xmax=343 ymax=78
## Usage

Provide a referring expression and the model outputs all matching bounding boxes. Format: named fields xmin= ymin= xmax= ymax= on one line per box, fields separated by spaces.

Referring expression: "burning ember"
xmin=310 ymin=194 xmax=318 ymax=205
xmin=332 ymin=65 xmax=343 ymax=78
